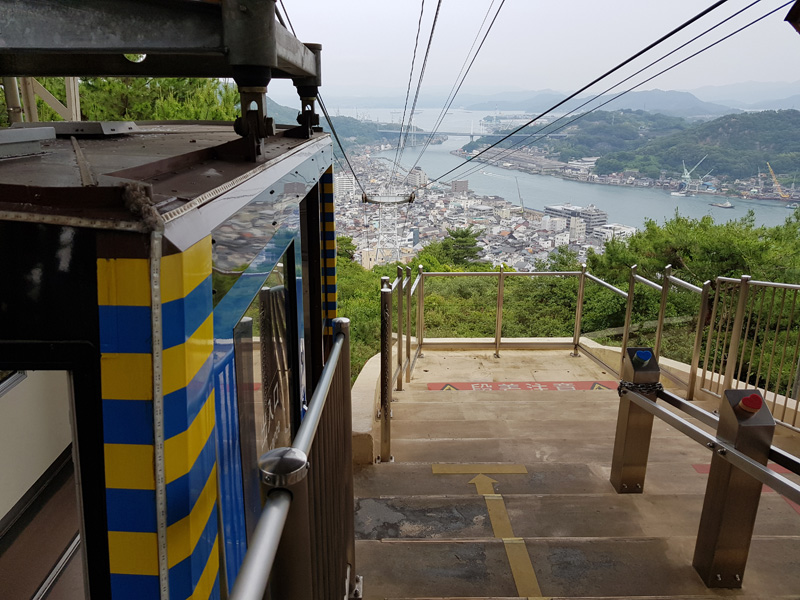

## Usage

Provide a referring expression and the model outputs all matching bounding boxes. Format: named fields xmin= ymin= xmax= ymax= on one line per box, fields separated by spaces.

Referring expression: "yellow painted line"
xmin=108 ymin=531 xmax=158 ymax=575
xmin=433 ymin=463 xmax=527 ymax=474
xmin=324 ymin=221 xmax=336 ymax=231
xmin=504 ymin=538 xmax=543 ymax=597
xmin=101 ymin=353 xmax=152 ymax=400
xmin=97 ymin=258 xmax=151 ymax=307
xmin=167 ymin=465 xmax=217 ymax=567
xmin=189 ymin=536 xmax=219 ymax=600
xmin=469 ymin=473 xmax=497 ymax=495
xmin=485 ymin=496 xmax=514 ymax=539
xmin=162 ymin=236 xmax=212 ymax=303
xmin=163 ymin=315 xmax=214 ymax=395
xmin=165 ymin=390 xmax=215 ymax=483
xmin=104 ymin=443 xmax=155 ymax=490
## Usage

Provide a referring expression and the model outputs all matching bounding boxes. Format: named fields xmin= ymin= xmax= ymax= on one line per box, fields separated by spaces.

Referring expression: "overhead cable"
xmin=403 ymin=0 xmax=507 ymax=182
xmin=445 ymin=0 xmax=769 ymax=184
xmin=391 ymin=0 xmax=428 ymax=185
xmin=429 ymin=0 xmax=734 ymax=184
xmin=397 ymin=0 xmax=445 ymax=171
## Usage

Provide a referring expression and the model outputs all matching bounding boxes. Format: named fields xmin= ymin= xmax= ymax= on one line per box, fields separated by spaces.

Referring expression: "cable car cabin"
xmin=0 ymin=122 xmax=336 ymax=599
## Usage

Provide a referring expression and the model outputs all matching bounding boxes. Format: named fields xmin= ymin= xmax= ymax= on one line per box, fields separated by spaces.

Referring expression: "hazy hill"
xmin=595 ymin=109 xmax=800 ymax=179
xmin=466 ymin=89 xmax=738 ymax=118
xmin=686 ymin=80 xmax=800 ymax=106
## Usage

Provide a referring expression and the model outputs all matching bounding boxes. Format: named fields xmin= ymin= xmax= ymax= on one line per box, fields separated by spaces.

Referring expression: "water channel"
xmin=341 ymin=107 xmax=795 ymax=229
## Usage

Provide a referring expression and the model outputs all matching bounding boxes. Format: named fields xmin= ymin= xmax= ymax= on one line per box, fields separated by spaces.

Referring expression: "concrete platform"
xmin=353 ymin=348 xmax=800 ymax=599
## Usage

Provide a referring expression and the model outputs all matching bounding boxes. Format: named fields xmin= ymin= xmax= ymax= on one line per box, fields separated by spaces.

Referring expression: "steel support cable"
xmin=448 ymin=1 xmax=788 ymax=186
xmin=443 ymin=0 xmax=767 ymax=185
xmin=397 ymin=0 xmax=445 ymax=172
xmin=427 ymin=0 xmax=734 ymax=185
xmin=318 ymin=94 xmax=367 ymax=196
xmin=391 ymin=0 xmax=428 ymax=186
xmin=403 ymin=0 xmax=506 ymax=183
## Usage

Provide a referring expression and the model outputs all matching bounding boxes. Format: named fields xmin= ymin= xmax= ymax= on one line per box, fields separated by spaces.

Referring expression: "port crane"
xmin=767 ymin=162 xmax=790 ymax=199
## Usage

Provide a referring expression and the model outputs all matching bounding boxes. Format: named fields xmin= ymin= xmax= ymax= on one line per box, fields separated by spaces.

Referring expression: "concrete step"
xmin=389 ymin=417 xmax=706 ymax=442
xmin=392 ymin=389 xmax=621 ymax=403
xmin=389 ymin=434 xmax=711 ymax=465
xmin=356 ymin=536 xmax=800 ymax=599
xmin=355 ymin=494 xmax=800 ymax=541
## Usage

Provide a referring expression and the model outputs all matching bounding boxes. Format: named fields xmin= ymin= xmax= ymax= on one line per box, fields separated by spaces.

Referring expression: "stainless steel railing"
xmin=698 ymin=276 xmax=800 ymax=428
xmin=230 ymin=317 xmax=358 ymax=600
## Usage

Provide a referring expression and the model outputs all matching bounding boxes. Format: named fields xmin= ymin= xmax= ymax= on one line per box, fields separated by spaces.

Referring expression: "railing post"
xmin=620 ymin=264 xmax=637 ymax=374
xmin=396 ymin=265 xmax=403 ymax=392
xmin=572 ymin=264 xmax=587 ymax=357
xmin=693 ymin=390 xmax=774 ymax=588
xmin=654 ymin=264 xmax=672 ymax=359
xmin=333 ymin=318 xmax=358 ymax=596
xmin=379 ymin=286 xmax=393 ymax=463
xmin=418 ymin=266 xmax=425 ymax=355
xmin=688 ymin=281 xmax=712 ymax=401
xmin=722 ymin=275 xmax=751 ymax=392
xmin=405 ymin=266 xmax=412 ymax=383
xmin=611 ymin=347 xmax=660 ymax=494
xmin=494 ymin=265 xmax=505 ymax=358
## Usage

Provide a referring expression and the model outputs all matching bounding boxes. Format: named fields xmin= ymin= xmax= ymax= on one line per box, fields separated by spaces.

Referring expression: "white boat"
xmin=787 ymin=202 xmax=799 ymax=209
xmin=710 ymin=200 xmax=734 ymax=208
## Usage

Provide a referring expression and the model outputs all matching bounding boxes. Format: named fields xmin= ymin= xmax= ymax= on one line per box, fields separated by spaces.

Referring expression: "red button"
xmin=739 ymin=394 xmax=762 ymax=413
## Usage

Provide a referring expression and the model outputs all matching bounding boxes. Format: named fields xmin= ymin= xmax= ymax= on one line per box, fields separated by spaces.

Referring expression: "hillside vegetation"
xmin=338 ymin=211 xmax=800 ymax=379
xmin=464 ymin=109 xmax=800 ymax=180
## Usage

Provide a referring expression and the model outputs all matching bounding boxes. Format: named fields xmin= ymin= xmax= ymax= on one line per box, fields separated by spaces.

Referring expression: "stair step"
xmin=393 ymin=389 xmax=620 ymax=403
xmin=355 ymin=494 xmax=799 ymax=541
xmin=356 ymin=536 xmax=800 ymax=599
xmin=355 ymin=460 xmax=761 ymax=500
xmin=389 ymin=435 xmax=710 ymax=465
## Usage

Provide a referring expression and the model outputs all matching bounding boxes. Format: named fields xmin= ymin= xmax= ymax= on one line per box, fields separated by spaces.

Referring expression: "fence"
xmin=229 ymin=318 xmax=358 ymax=600
xmin=377 ymin=264 xmax=800 ymax=459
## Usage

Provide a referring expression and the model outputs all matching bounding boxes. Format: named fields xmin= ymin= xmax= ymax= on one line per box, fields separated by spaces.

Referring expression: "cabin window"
xmin=0 ymin=370 xmax=26 ymax=395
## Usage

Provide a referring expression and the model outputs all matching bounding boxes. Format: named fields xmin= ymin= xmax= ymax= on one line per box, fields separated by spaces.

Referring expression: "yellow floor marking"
xmin=485 ymin=495 xmax=514 ymax=538
xmin=433 ymin=463 xmax=527 ymax=474
xmin=469 ymin=473 xmax=497 ymax=495
xmin=504 ymin=538 xmax=543 ymax=597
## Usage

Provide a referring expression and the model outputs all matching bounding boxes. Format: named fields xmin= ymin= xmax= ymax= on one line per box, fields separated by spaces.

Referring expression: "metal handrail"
xmin=229 ymin=323 xmax=348 ymax=600
xmin=622 ymin=387 xmax=800 ymax=504
xmin=586 ymin=273 xmax=628 ymax=298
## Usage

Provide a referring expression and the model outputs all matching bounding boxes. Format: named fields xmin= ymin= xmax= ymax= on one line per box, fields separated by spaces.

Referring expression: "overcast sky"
xmin=269 ymin=0 xmax=800 ymax=104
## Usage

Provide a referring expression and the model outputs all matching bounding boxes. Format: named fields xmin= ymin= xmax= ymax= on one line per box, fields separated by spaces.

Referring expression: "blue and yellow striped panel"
xmin=98 ymin=236 xmax=219 ymax=600
xmin=321 ymin=166 xmax=337 ymax=337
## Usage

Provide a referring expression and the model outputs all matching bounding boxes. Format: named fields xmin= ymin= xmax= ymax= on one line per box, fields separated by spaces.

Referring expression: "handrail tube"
xmin=396 ymin=265 xmax=403 ymax=392
xmin=405 ymin=266 xmax=412 ymax=383
xmin=634 ymin=273 xmax=661 ymax=291
xmin=417 ymin=266 xmax=425 ymax=352
xmin=657 ymin=388 xmax=719 ymax=429
xmin=410 ymin=275 xmax=421 ymax=296
xmin=654 ymin=265 xmax=672 ymax=358
xmin=420 ymin=270 xmax=581 ymax=278
xmin=688 ymin=281 xmax=711 ymax=401
xmin=722 ymin=275 xmax=751 ymax=392
xmin=572 ymin=264 xmax=587 ymax=355
xmin=668 ymin=275 xmax=703 ymax=294
xmin=620 ymin=265 xmax=637 ymax=374
xmin=749 ymin=280 xmax=800 ymax=291
xmin=380 ymin=288 xmax=392 ymax=461
xmin=390 ymin=277 xmax=400 ymax=291
xmin=229 ymin=490 xmax=292 ymax=600
xmin=717 ymin=276 xmax=741 ymax=283
xmin=293 ymin=333 xmax=344 ymax=454
xmin=495 ymin=265 xmax=505 ymax=357
xmin=657 ymin=389 xmax=800 ymax=474
xmin=621 ymin=389 xmax=800 ymax=504
xmin=586 ymin=273 xmax=628 ymax=298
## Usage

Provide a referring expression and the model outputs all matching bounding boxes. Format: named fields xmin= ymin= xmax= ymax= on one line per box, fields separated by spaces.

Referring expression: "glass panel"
xmin=233 ymin=248 xmax=299 ymax=542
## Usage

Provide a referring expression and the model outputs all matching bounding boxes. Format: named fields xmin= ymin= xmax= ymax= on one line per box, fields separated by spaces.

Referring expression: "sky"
xmin=268 ymin=0 xmax=800 ymax=105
